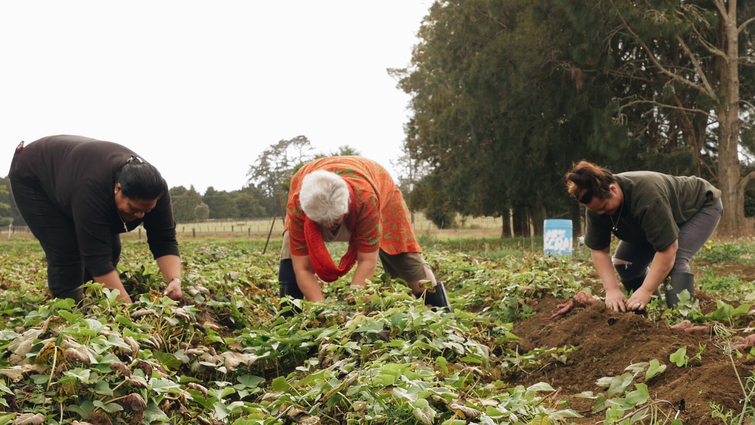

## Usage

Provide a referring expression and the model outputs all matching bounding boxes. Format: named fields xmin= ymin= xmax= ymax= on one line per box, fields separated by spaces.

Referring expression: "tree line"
xmin=170 ymin=136 xmax=360 ymax=223
xmin=388 ymin=0 xmax=755 ymax=237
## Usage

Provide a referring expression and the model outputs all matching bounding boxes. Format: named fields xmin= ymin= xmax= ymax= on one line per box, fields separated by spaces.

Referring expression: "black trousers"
xmin=9 ymin=168 xmax=120 ymax=298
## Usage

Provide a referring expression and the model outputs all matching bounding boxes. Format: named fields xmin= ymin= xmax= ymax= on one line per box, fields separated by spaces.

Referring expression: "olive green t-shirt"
xmin=584 ymin=171 xmax=721 ymax=252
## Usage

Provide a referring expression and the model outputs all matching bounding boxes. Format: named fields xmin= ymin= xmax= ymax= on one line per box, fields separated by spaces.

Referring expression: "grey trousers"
xmin=613 ymin=199 xmax=723 ymax=281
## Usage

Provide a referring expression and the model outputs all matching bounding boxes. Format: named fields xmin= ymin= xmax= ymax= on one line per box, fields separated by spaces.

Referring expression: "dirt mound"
xmin=509 ymin=294 xmax=750 ymax=424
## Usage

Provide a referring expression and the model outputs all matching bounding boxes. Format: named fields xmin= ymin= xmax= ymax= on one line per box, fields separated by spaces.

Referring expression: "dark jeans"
xmin=9 ymin=166 xmax=121 ymax=298
xmin=613 ymin=199 xmax=723 ymax=281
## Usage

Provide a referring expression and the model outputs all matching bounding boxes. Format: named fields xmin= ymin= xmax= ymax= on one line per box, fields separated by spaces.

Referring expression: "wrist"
xmin=169 ymin=277 xmax=181 ymax=285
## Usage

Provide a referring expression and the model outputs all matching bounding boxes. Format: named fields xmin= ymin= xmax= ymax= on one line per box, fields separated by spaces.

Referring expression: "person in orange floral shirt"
xmin=278 ymin=156 xmax=450 ymax=311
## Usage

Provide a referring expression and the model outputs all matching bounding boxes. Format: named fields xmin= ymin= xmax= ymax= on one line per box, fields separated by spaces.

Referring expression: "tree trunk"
xmin=717 ymin=0 xmax=743 ymax=238
xmin=501 ymin=208 xmax=512 ymax=239
xmin=571 ymin=201 xmax=583 ymax=237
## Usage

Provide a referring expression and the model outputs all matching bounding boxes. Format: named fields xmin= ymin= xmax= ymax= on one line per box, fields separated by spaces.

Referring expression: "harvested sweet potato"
xmin=670 ymin=320 xmax=708 ymax=333
xmin=732 ymin=334 xmax=755 ymax=351
xmin=670 ymin=320 xmax=692 ymax=330
xmin=547 ymin=291 xmax=597 ymax=320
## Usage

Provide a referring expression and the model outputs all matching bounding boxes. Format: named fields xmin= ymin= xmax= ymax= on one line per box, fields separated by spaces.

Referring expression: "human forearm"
xmin=351 ymin=250 xmax=379 ymax=287
xmin=592 ymin=248 xmax=620 ymax=292
xmin=93 ymin=270 xmax=133 ymax=304
xmin=156 ymin=255 xmax=182 ymax=300
xmin=291 ymin=255 xmax=325 ymax=302
xmin=643 ymin=241 xmax=678 ymax=292
xmin=156 ymin=255 xmax=181 ymax=281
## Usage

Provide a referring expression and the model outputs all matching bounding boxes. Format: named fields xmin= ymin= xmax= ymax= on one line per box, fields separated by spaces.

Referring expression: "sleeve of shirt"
xmin=70 ymin=187 xmax=117 ymax=277
xmin=583 ymin=210 xmax=612 ymax=251
xmin=637 ymin=198 xmax=679 ymax=252
xmin=288 ymin=194 xmax=309 ymax=256
xmin=143 ymin=192 xmax=180 ymax=259
xmin=353 ymin=192 xmax=381 ymax=253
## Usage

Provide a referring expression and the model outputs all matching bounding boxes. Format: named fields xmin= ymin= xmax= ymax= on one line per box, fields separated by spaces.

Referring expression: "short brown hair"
xmin=565 ymin=161 xmax=616 ymax=204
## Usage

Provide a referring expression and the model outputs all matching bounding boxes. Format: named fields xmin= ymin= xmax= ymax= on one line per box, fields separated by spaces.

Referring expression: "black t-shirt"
xmin=10 ymin=135 xmax=179 ymax=276
xmin=584 ymin=171 xmax=721 ymax=252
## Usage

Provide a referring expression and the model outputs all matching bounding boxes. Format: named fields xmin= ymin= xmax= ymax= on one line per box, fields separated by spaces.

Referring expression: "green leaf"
xmin=214 ymin=401 xmax=231 ymax=421
xmin=94 ymin=400 xmax=123 ymax=413
xmin=625 ymin=383 xmax=649 ymax=406
xmin=149 ymin=378 xmax=181 ymax=394
xmin=271 ymin=376 xmax=290 ymax=391
xmin=144 ymin=401 xmax=169 ymax=423
xmin=237 ymin=375 xmax=265 ymax=388
xmin=95 ymin=379 xmax=113 ymax=396
xmin=30 ymin=374 xmax=49 ymax=385
xmin=64 ymin=368 xmax=92 ymax=384
xmin=606 ymin=374 xmax=633 ymax=397
xmin=68 ymin=400 xmax=95 ymax=420
xmin=153 ymin=351 xmax=182 ymax=370
xmin=371 ymin=374 xmax=395 ymax=387
xmin=114 ymin=314 xmax=153 ymax=330
xmin=732 ymin=304 xmax=750 ymax=317
xmin=53 ymin=298 xmax=76 ymax=311
xmin=391 ymin=312 xmax=407 ymax=330
xmin=669 ymin=347 xmax=688 ymax=367
xmin=645 ymin=359 xmax=666 ymax=381
xmin=526 ymin=382 xmax=555 ymax=393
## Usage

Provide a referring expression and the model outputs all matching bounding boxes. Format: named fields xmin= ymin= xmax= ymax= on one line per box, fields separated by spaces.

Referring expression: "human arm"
xmin=156 ymin=254 xmax=182 ymax=300
xmin=626 ymin=240 xmax=677 ymax=310
xmin=291 ymin=254 xmax=325 ymax=302
xmin=93 ymin=270 xmax=133 ymax=304
xmin=591 ymin=247 xmax=626 ymax=312
xmin=350 ymin=250 xmax=379 ymax=288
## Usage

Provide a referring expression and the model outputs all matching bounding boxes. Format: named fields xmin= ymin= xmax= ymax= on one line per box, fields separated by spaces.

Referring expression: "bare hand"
xmin=605 ymin=290 xmax=627 ymax=313
xmin=626 ymin=287 xmax=653 ymax=311
xmin=163 ymin=278 xmax=183 ymax=301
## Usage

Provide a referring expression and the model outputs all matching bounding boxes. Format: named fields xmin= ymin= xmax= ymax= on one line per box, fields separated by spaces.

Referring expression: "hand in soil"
xmin=625 ymin=287 xmax=653 ymax=312
xmin=605 ymin=290 xmax=627 ymax=313
xmin=547 ymin=291 xmax=598 ymax=320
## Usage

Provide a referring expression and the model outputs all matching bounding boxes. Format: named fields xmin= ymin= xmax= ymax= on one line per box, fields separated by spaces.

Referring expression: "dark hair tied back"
xmin=116 ymin=156 xmax=165 ymax=200
xmin=565 ymin=161 xmax=615 ymax=204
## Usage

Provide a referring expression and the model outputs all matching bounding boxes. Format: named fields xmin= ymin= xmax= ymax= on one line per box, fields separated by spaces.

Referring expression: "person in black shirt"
xmin=8 ymin=135 xmax=182 ymax=304
xmin=565 ymin=161 xmax=722 ymax=312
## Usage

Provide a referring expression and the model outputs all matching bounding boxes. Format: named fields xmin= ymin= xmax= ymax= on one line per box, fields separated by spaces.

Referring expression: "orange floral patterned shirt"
xmin=285 ymin=156 xmax=421 ymax=256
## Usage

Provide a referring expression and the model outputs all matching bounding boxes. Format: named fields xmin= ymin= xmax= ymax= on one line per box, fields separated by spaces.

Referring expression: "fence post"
xmin=192 ymin=228 xmax=196 ymax=239
xmin=248 ymin=228 xmax=251 ymax=238
xmin=138 ymin=228 xmax=142 ymax=239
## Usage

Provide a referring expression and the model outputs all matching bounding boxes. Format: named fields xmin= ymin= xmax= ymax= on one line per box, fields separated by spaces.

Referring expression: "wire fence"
xmin=0 ymin=213 xmax=504 ymax=240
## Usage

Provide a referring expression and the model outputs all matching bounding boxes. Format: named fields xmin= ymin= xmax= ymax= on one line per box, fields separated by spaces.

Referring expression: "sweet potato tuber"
xmin=547 ymin=291 xmax=597 ymax=320
xmin=670 ymin=320 xmax=708 ymax=333
xmin=732 ymin=334 xmax=755 ymax=351
xmin=670 ymin=320 xmax=692 ymax=331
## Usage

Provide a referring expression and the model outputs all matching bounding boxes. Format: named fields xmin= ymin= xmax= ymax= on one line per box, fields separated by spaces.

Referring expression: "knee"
xmin=612 ymin=257 xmax=647 ymax=281
xmin=671 ymin=260 xmax=691 ymax=275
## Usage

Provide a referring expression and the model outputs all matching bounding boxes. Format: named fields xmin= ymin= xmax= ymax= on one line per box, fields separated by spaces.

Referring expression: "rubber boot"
xmin=278 ymin=259 xmax=303 ymax=316
xmin=664 ymin=272 xmax=695 ymax=308
xmin=55 ymin=286 xmax=84 ymax=303
xmin=421 ymin=282 xmax=451 ymax=313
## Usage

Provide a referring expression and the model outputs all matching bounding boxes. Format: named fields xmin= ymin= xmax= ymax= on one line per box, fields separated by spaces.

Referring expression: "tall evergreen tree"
xmin=556 ymin=0 xmax=755 ymax=236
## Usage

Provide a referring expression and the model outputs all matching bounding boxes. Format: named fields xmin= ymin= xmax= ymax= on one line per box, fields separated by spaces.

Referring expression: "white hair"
xmin=299 ymin=170 xmax=350 ymax=226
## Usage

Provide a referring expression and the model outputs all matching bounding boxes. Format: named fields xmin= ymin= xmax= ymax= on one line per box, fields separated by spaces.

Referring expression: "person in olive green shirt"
xmin=565 ymin=161 xmax=722 ymax=312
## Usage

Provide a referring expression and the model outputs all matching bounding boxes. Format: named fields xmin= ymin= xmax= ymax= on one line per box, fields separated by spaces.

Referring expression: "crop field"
xmin=0 ymin=238 xmax=754 ymax=424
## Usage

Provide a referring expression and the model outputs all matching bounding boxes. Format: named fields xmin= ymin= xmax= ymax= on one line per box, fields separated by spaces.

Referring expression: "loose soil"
xmin=506 ymin=260 xmax=755 ymax=424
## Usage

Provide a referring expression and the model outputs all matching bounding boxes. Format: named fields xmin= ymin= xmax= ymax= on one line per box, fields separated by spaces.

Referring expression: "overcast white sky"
xmin=0 ymin=1 xmax=431 ymax=193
